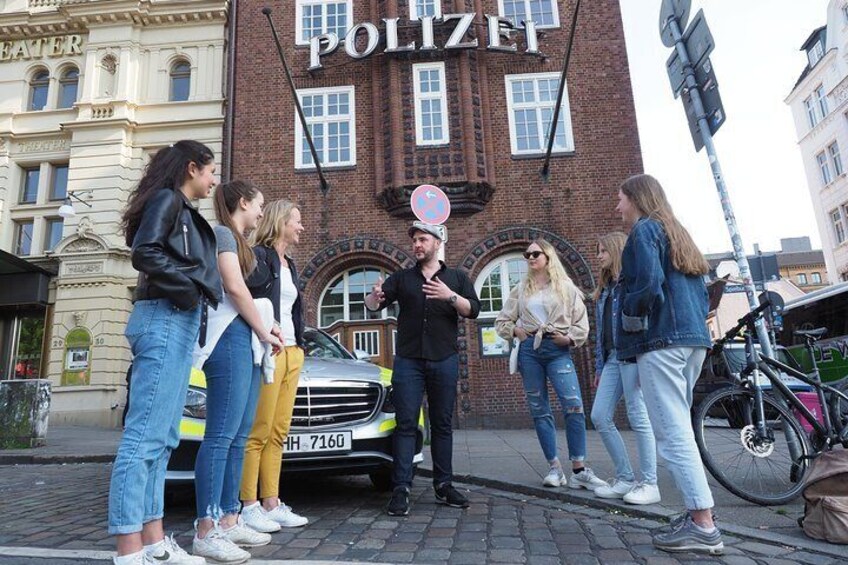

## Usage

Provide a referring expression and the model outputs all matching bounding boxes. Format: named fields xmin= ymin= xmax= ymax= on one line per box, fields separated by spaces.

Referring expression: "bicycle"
xmin=692 ymin=300 xmax=848 ymax=506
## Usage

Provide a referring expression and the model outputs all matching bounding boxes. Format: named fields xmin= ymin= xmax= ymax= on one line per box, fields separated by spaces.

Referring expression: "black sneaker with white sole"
xmin=387 ymin=486 xmax=410 ymax=516
xmin=434 ymin=483 xmax=469 ymax=508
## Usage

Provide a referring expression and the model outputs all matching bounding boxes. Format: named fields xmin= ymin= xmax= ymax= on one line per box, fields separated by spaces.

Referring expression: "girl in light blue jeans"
xmin=590 ymin=230 xmax=658 ymax=506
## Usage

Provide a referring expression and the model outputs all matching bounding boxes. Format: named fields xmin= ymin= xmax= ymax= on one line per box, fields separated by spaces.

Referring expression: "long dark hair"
xmin=214 ymin=180 xmax=260 ymax=277
xmin=121 ymin=140 xmax=214 ymax=246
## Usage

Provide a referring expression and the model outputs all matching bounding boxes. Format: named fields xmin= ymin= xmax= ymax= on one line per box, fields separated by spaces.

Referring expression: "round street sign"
xmin=410 ymin=184 xmax=451 ymax=225
xmin=659 ymin=0 xmax=691 ymax=47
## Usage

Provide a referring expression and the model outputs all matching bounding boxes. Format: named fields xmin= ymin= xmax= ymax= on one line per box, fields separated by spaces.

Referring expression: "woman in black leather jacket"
xmin=108 ymin=140 xmax=222 ymax=565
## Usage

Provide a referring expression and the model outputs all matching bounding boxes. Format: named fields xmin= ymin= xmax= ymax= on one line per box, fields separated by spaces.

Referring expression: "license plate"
xmin=284 ymin=431 xmax=352 ymax=454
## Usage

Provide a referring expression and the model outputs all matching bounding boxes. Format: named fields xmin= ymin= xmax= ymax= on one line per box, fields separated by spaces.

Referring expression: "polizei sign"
xmin=309 ymin=14 xmax=541 ymax=71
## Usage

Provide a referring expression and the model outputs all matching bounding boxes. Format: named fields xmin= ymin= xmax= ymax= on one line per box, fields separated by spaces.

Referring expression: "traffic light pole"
xmin=666 ymin=16 xmax=774 ymax=358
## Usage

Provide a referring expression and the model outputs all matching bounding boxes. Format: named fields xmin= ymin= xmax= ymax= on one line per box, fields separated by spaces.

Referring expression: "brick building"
xmin=228 ymin=0 xmax=642 ymax=427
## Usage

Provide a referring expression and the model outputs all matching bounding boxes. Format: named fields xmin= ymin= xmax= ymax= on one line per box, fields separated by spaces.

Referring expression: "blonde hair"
xmin=620 ymin=174 xmax=709 ymax=276
xmin=522 ymin=239 xmax=583 ymax=302
xmin=593 ymin=232 xmax=627 ymax=301
xmin=250 ymin=199 xmax=299 ymax=248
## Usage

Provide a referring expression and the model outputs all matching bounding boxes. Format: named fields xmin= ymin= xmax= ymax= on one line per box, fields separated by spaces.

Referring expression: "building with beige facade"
xmin=0 ymin=0 xmax=228 ymax=427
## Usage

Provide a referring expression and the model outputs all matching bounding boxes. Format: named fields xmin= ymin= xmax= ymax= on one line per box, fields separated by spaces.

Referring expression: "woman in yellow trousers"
xmin=239 ymin=199 xmax=310 ymax=531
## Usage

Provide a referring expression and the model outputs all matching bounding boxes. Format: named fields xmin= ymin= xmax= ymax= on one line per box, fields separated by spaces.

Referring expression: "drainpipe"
xmin=223 ymin=0 xmax=238 ymax=183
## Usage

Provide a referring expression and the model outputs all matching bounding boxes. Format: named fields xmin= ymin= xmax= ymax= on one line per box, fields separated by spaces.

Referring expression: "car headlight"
xmin=184 ymin=387 xmax=207 ymax=419
xmin=381 ymin=385 xmax=395 ymax=413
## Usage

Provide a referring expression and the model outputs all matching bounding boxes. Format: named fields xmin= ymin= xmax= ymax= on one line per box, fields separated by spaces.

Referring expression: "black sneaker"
xmin=434 ymin=483 xmax=469 ymax=508
xmin=387 ymin=486 xmax=410 ymax=516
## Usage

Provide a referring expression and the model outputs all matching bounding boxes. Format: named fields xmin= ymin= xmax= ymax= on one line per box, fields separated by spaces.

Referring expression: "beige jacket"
xmin=495 ymin=283 xmax=589 ymax=350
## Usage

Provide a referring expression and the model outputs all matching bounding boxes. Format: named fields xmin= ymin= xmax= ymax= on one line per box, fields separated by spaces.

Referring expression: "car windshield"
xmin=303 ymin=329 xmax=352 ymax=360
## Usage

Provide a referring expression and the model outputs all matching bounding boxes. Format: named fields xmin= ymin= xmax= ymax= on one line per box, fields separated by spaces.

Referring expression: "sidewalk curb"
xmin=418 ymin=466 xmax=846 ymax=560
xmin=0 ymin=454 xmax=114 ymax=465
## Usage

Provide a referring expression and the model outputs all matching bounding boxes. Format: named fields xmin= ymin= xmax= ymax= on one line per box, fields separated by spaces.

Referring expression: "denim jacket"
xmin=594 ymin=283 xmax=618 ymax=375
xmin=616 ymin=217 xmax=711 ymax=361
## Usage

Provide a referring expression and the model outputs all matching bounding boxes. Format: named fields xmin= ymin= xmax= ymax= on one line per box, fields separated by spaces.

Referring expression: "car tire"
xmin=369 ymin=469 xmax=393 ymax=491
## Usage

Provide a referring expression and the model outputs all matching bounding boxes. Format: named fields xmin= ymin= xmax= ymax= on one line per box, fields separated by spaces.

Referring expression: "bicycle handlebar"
xmin=714 ymin=299 xmax=772 ymax=349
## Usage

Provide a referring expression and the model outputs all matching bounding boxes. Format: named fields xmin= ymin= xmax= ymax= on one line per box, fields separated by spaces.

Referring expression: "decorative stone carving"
xmin=76 ymin=217 xmax=94 ymax=239
xmin=72 ymin=311 xmax=87 ymax=326
xmin=63 ymin=237 xmax=106 ymax=253
xmin=15 ymin=138 xmax=71 ymax=154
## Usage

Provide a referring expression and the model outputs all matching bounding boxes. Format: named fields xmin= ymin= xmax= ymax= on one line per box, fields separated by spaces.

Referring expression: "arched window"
xmin=319 ymin=267 xmax=399 ymax=328
xmin=28 ymin=70 xmax=49 ymax=111
xmin=59 ymin=67 xmax=79 ymax=109
xmin=169 ymin=60 xmax=191 ymax=102
xmin=474 ymin=253 xmax=528 ymax=317
xmin=99 ymin=55 xmax=117 ymax=98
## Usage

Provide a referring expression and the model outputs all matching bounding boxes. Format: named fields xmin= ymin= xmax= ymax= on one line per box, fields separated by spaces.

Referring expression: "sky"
xmin=618 ymin=0 xmax=830 ymax=255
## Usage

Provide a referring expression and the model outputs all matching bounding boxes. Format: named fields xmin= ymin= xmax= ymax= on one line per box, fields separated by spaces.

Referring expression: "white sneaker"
xmin=144 ymin=534 xmax=206 ymax=564
xmin=542 ymin=467 xmax=566 ymax=487
xmin=113 ymin=550 xmax=156 ymax=565
xmin=593 ymin=479 xmax=635 ymax=499
xmin=221 ymin=516 xmax=272 ymax=547
xmin=263 ymin=501 xmax=308 ymax=528
xmin=623 ymin=483 xmax=662 ymax=505
xmin=192 ymin=527 xmax=250 ymax=564
xmin=240 ymin=502 xmax=282 ymax=533
xmin=567 ymin=467 xmax=609 ymax=490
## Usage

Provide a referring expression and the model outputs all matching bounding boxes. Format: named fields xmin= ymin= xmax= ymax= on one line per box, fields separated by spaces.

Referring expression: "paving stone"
xmin=527 ymin=540 xmax=559 ymax=555
xmin=719 ymin=556 xmax=760 ymax=565
xmin=526 ymin=556 xmax=563 ymax=565
xmin=379 ymin=551 xmax=415 ymax=562
xmin=735 ymin=541 xmax=795 ymax=557
xmin=785 ymin=551 xmax=841 ymax=565
xmin=490 ymin=535 xmax=524 ymax=549
xmin=448 ymin=551 xmax=483 ymax=564
xmin=417 ymin=548 xmax=452 ymax=560
xmin=489 ymin=548 xmax=527 ymax=563
xmin=286 ymin=537 xmax=322 ymax=549
xmin=593 ymin=535 xmax=627 ymax=549
xmin=353 ymin=538 xmax=386 ymax=550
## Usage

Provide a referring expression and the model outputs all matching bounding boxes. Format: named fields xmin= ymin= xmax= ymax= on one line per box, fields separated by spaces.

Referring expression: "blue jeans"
xmin=518 ymin=339 xmax=586 ymax=463
xmin=590 ymin=351 xmax=657 ymax=484
xmin=637 ymin=346 xmax=713 ymax=510
xmin=108 ymin=299 xmax=200 ymax=534
xmin=195 ymin=317 xmax=262 ymax=520
xmin=391 ymin=354 xmax=458 ymax=489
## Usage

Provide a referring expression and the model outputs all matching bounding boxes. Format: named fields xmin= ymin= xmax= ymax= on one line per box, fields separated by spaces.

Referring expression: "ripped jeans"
xmin=518 ymin=338 xmax=587 ymax=463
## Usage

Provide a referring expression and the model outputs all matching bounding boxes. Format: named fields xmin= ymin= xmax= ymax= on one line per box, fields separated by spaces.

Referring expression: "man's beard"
xmin=416 ymin=248 xmax=435 ymax=263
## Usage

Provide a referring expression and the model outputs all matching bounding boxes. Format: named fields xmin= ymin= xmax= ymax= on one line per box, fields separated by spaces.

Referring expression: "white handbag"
xmin=508 ymin=338 xmax=520 ymax=375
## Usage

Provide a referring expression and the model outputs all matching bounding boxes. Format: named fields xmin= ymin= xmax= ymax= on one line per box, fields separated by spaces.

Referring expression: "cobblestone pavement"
xmin=0 ymin=463 xmax=841 ymax=564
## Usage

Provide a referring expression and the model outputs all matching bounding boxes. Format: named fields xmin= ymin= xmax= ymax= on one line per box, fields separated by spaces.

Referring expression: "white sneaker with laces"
xmin=113 ymin=550 xmax=156 ymax=565
xmin=623 ymin=482 xmax=662 ymax=505
xmin=192 ymin=527 xmax=250 ymax=564
xmin=144 ymin=534 xmax=206 ymax=564
xmin=593 ymin=479 xmax=635 ymax=499
xmin=263 ymin=501 xmax=308 ymax=528
xmin=240 ymin=502 xmax=282 ymax=533
xmin=567 ymin=467 xmax=609 ymax=490
xmin=542 ymin=467 xmax=566 ymax=487
xmin=221 ymin=516 xmax=272 ymax=547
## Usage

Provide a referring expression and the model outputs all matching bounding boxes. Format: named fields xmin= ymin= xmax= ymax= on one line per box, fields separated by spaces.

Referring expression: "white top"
xmin=279 ymin=263 xmax=298 ymax=347
xmin=525 ymin=288 xmax=550 ymax=326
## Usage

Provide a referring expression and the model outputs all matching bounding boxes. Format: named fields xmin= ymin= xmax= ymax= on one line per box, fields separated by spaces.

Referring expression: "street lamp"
xmin=58 ymin=190 xmax=93 ymax=219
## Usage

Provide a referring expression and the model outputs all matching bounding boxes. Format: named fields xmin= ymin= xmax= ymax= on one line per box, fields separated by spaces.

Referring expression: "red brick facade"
xmin=230 ymin=0 xmax=643 ymax=427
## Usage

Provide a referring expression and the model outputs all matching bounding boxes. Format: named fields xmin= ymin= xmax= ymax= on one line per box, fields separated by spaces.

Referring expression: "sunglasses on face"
xmin=523 ymin=251 xmax=546 ymax=260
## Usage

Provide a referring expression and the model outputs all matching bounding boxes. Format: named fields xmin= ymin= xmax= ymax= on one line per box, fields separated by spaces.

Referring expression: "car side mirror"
xmin=353 ymin=349 xmax=372 ymax=362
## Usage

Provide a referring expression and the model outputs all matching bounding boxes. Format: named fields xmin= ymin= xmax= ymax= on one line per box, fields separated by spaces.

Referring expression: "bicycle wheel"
xmin=693 ymin=387 xmax=812 ymax=506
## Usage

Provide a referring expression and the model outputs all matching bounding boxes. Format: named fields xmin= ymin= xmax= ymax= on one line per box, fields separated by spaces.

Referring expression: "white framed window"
xmin=296 ymin=0 xmax=351 ymax=45
xmin=14 ymin=220 xmax=34 ymax=256
xmin=829 ymin=141 xmax=844 ymax=176
xmin=410 ymin=0 xmax=441 ymax=19
xmin=815 ymin=84 xmax=829 ymax=119
xmin=474 ymin=253 xmax=528 ymax=317
xmin=353 ymin=330 xmax=380 ymax=357
xmin=319 ymin=266 xmax=398 ymax=327
xmin=295 ymin=86 xmax=356 ymax=169
xmin=832 ymin=208 xmax=846 ymax=245
xmin=499 ymin=0 xmax=560 ymax=28
xmin=808 ymin=39 xmax=825 ymax=67
xmin=804 ymin=97 xmax=818 ymax=128
xmin=413 ymin=63 xmax=449 ymax=146
xmin=797 ymin=273 xmax=808 ymax=285
xmin=505 ymin=73 xmax=574 ymax=156
xmin=817 ymin=151 xmax=832 ymax=185
xmin=812 ymin=272 xmax=822 ymax=284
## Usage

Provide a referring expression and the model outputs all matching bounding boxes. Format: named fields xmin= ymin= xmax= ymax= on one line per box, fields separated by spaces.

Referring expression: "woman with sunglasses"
xmin=496 ymin=239 xmax=606 ymax=490
xmin=590 ymin=232 xmax=659 ymax=505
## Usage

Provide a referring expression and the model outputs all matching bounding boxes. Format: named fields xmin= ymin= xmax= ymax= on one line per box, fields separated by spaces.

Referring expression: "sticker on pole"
xmin=410 ymin=184 xmax=451 ymax=225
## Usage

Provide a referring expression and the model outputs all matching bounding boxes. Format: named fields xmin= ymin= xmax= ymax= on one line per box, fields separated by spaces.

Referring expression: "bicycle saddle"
xmin=794 ymin=328 xmax=827 ymax=339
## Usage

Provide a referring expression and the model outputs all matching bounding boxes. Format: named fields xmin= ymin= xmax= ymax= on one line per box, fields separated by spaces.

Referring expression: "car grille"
xmin=291 ymin=380 xmax=382 ymax=429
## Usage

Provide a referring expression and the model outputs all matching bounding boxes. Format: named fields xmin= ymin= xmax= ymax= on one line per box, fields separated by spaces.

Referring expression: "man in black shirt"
xmin=365 ymin=222 xmax=481 ymax=516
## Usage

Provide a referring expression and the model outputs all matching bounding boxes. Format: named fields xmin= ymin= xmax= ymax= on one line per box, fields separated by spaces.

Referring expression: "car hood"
xmin=301 ymin=357 xmax=389 ymax=385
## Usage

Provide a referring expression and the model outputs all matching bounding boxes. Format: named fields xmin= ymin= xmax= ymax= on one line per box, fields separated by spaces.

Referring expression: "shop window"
xmin=169 ymin=60 xmax=191 ymax=102
xmin=296 ymin=0 xmax=350 ymax=44
xmin=29 ymin=69 xmax=49 ymax=111
xmin=474 ymin=253 xmax=528 ymax=317
xmin=59 ymin=67 xmax=79 ymax=109
xmin=14 ymin=220 xmax=34 ymax=256
xmin=20 ymin=167 xmax=40 ymax=204
xmin=319 ymin=266 xmax=398 ymax=327
xmin=44 ymin=218 xmax=64 ymax=252
xmin=295 ymin=85 xmax=356 ymax=168
xmin=410 ymin=0 xmax=440 ymax=19
xmin=500 ymin=0 xmax=560 ymax=28
xmin=413 ymin=63 xmax=449 ymax=146
xmin=50 ymin=164 xmax=69 ymax=201
xmin=505 ymin=73 xmax=574 ymax=156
